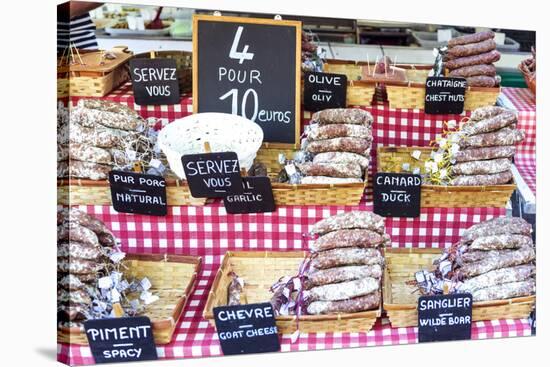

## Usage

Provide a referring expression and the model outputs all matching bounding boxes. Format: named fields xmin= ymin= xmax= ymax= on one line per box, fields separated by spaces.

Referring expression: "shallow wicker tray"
xmin=57 ymin=254 xmax=202 ymax=345
xmin=57 ymin=177 xmax=207 ymax=206
xmin=204 ymin=251 xmax=381 ymax=334
xmin=254 ymin=146 xmax=368 ymax=206
xmin=377 ymin=146 xmax=516 ymax=208
xmin=384 ymin=80 xmax=500 ymax=111
xmin=383 ymin=248 xmax=535 ymax=328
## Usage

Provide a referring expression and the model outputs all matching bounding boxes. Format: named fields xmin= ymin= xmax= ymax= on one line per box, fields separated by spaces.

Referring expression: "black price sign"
xmin=129 ymin=58 xmax=180 ymax=105
xmin=84 ymin=316 xmax=158 ymax=364
xmin=224 ymin=176 xmax=276 ymax=214
xmin=373 ymin=172 xmax=421 ymax=218
xmin=424 ymin=77 xmax=466 ymax=114
xmin=214 ymin=302 xmax=280 ymax=355
xmin=109 ymin=170 xmax=167 ymax=216
xmin=303 ymin=71 xmax=347 ymax=112
xmin=181 ymin=152 xmax=244 ymax=198
xmin=193 ymin=15 xmax=301 ymax=146
xmin=418 ymin=293 xmax=473 ymax=343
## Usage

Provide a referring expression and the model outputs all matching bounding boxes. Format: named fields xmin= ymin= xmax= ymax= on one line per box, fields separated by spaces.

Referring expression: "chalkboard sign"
xmin=213 ymin=302 xmax=280 ymax=355
xmin=181 ymin=152 xmax=244 ymax=198
xmin=129 ymin=58 xmax=180 ymax=105
xmin=373 ymin=172 xmax=421 ymax=217
xmin=223 ymin=176 xmax=276 ymax=214
xmin=109 ymin=170 xmax=167 ymax=216
xmin=193 ymin=15 xmax=301 ymax=147
xmin=418 ymin=293 xmax=473 ymax=343
xmin=303 ymin=71 xmax=347 ymax=112
xmin=84 ymin=316 xmax=158 ymax=364
xmin=424 ymin=76 xmax=466 ymax=114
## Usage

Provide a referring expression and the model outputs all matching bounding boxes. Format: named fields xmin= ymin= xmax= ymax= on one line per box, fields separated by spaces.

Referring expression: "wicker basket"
xmin=204 ymin=251 xmax=380 ymax=334
xmin=254 ymin=146 xmax=367 ymax=206
xmin=384 ymin=80 xmax=500 ymax=111
xmin=377 ymin=146 xmax=516 ymax=208
xmin=133 ymin=51 xmax=192 ymax=94
xmin=57 ymin=177 xmax=207 ymax=206
xmin=58 ymin=46 xmax=132 ymax=97
xmin=383 ymin=248 xmax=535 ymax=328
xmin=347 ymin=80 xmax=376 ymax=106
xmin=58 ymin=254 xmax=202 ymax=345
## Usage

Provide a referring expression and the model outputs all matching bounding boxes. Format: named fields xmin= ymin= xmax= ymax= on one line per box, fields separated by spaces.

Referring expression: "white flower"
xmin=447 ymin=120 xmax=457 ymax=129
xmin=449 ymin=132 xmax=461 ymax=143
xmin=434 ymin=153 xmax=443 ymax=164
xmin=439 ymin=168 xmax=448 ymax=179
xmin=450 ymin=143 xmax=460 ymax=155
xmin=438 ymin=138 xmax=448 ymax=148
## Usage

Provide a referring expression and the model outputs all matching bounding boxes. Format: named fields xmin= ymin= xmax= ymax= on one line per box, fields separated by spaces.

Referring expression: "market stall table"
xmin=56 ymin=203 xmax=524 ymax=365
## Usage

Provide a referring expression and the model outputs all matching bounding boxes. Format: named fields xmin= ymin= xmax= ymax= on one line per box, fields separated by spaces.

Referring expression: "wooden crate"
xmin=204 ymin=251 xmax=380 ymax=334
xmin=383 ymin=248 xmax=535 ymax=327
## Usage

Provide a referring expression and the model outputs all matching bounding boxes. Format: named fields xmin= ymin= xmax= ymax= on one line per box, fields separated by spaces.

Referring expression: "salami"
xmin=58 ymin=222 xmax=100 ymax=246
xmin=470 ymin=234 xmax=533 ymax=251
xmin=306 ymin=137 xmax=371 ymax=155
xmin=458 ymin=128 xmax=525 ymax=148
xmin=461 ymin=248 xmax=524 ymax=263
xmin=462 ymin=112 xmax=517 ymax=136
xmin=461 ymin=217 xmax=532 ymax=243
xmin=470 ymin=106 xmax=509 ymax=121
xmin=58 ymin=161 xmax=69 ymax=178
xmin=308 ymin=124 xmax=372 ymax=141
xmin=447 ymin=39 xmax=497 ymax=58
xmin=448 ymin=31 xmax=495 ymax=48
xmin=312 ymin=108 xmax=373 ymax=126
xmin=65 ymin=208 xmax=116 ymax=242
xmin=58 ymin=288 xmax=92 ymax=305
xmin=57 ymin=241 xmax=103 ymax=260
xmin=448 ymin=64 xmax=497 ymax=78
xmin=459 ymin=246 xmax=535 ymax=277
xmin=301 ymin=176 xmax=363 ymax=184
xmin=74 ymin=99 xmax=145 ymax=131
xmin=69 ymin=143 xmax=113 ymax=164
xmin=305 ymin=264 xmax=382 ymax=289
xmin=59 ymin=274 xmax=87 ymax=291
xmin=305 ymin=277 xmax=379 ymax=302
xmin=58 ymin=303 xmax=89 ymax=321
xmin=471 ymin=279 xmax=535 ymax=302
xmin=307 ymin=292 xmax=380 ymax=314
xmin=311 ymin=211 xmax=385 ymax=235
xmin=70 ymin=123 xmax=136 ymax=149
xmin=444 ymin=50 xmax=501 ymax=70
xmin=311 ymin=248 xmax=383 ymax=270
xmin=459 ymin=264 xmax=536 ymax=293
xmin=450 ymin=158 xmax=511 ymax=175
xmin=312 ymin=152 xmax=370 ymax=170
xmin=57 ymin=257 xmax=104 ymax=275
xmin=58 ymin=144 xmax=69 ymax=162
xmin=450 ymin=170 xmax=513 ymax=186
xmin=312 ymin=229 xmax=388 ymax=252
xmin=298 ymin=162 xmax=363 ymax=178
xmin=68 ymin=160 xmax=112 ymax=180
xmin=453 ymin=146 xmax=516 ymax=163
xmin=465 ymin=75 xmax=500 ymax=87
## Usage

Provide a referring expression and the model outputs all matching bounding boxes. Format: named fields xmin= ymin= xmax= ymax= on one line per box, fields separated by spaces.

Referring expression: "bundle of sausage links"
xmin=57 ymin=208 xmax=157 ymax=330
xmin=298 ymin=108 xmax=373 ymax=184
xmin=425 ymin=106 xmax=525 ymax=186
xmin=415 ymin=217 xmax=535 ymax=302
xmin=57 ymin=99 xmax=148 ymax=180
xmin=304 ymin=211 xmax=387 ymax=314
xmin=445 ymin=31 xmax=502 ymax=87
xmin=270 ymin=212 xmax=387 ymax=317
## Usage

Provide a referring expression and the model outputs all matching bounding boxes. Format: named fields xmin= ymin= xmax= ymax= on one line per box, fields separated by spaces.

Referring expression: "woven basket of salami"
xmin=57 ymin=99 xmax=205 ymax=206
xmin=384 ymin=217 xmax=535 ymax=328
xmin=261 ymin=108 xmax=372 ymax=205
xmin=323 ymin=59 xmax=431 ymax=106
xmin=204 ymin=212 xmax=388 ymax=333
xmin=377 ymin=105 xmax=525 ymax=207
xmin=57 ymin=46 xmax=132 ymax=97
xmin=133 ymin=50 xmax=192 ymax=94
xmin=57 ymin=208 xmax=202 ymax=345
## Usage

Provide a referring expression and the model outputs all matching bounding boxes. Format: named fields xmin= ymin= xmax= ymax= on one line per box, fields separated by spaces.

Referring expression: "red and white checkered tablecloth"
xmin=502 ymin=87 xmax=535 ymax=112
xmin=58 ymin=258 xmax=531 ymax=366
xmin=57 ymin=204 xmax=519 ymax=365
xmin=499 ymin=88 xmax=536 ymax=155
xmin=515 ymin=153 xmax=536 ymax=195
